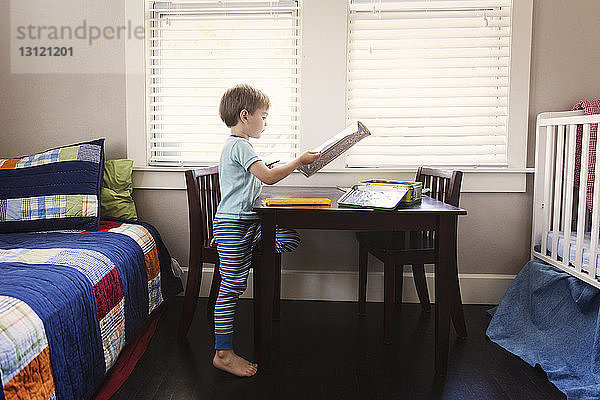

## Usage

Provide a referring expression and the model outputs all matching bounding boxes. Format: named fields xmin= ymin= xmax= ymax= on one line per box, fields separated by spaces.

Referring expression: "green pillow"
xmin=101 ymin=159 xmax=138 ymax=220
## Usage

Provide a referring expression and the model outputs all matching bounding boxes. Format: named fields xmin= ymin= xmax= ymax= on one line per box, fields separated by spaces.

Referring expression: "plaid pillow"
xmin=0 ymin=139 xmax=105 ymax=233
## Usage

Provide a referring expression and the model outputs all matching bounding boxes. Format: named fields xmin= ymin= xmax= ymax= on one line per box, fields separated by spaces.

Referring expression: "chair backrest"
xmin=414 ymin=167 xmax=462 ymax=249
xmin=185 ymin=166 xmax=220 ymax=250
xmin=415 ymin=167 xmax=462 ymax=207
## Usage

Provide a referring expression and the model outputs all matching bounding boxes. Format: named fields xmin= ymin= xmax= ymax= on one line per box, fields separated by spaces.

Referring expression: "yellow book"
xmin=265 ymin=198 xmax=331 ymax=206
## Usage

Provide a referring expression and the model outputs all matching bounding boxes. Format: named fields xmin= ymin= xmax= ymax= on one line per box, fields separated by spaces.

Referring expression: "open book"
xmin=338 ymin=184 xmax=410 ymax=211
xmin=297 ymin=121 xmax=371 ymax=177
xmin=338 ymin=180 xmax=423 ymax=210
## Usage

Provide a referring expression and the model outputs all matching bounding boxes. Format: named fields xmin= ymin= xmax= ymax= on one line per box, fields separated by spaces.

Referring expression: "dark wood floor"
xmin=112 ymin=297 xmax=566 ymax=400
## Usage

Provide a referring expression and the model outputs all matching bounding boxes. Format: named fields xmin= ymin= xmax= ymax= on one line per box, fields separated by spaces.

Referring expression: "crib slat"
xmin=562 ymin=124 xmax=577 ymax=269
xmin=575 ymin=123 xmax=590 ymax=273
xmin=541 ymin=125 xmax=556 ymax=255
xmin=551 ymin=125 xmax=565 ymax=260
xmin=590 ymin=126 xmax=600 ymax=280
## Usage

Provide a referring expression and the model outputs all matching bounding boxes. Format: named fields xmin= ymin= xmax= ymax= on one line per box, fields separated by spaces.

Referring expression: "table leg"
xmin=358 ymin=242 xmax=368 ymax=316
xmin=383 ymin=252 xmax=395 ymax=345
xmin=255 ymin=213 xmax=276 ymax=372
xmin=273 ymin=253 xmax=282 ymax=321
xmin=450 ymin=226 xmax=467 ymax=338
xmin=435 ymin=215 xmax=454 ymax=376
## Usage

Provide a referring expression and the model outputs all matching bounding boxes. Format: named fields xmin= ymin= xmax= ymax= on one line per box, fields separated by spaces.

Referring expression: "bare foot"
xmin=213 ymin=350 xmax=258 ymax=377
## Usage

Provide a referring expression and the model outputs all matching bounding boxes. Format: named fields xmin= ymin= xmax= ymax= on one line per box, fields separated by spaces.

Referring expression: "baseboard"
xmin=179 ymin=267 xmax=515 ymax=305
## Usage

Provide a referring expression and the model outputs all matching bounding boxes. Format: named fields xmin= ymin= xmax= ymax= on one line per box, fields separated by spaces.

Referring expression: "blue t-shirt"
xmin=215 ymin=136 xmax=263 ymax=220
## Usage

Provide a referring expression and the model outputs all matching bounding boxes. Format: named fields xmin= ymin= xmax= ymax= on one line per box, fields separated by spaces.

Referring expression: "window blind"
xmin=346 ymin=0 xmax=512 ymax=167
xmin=146 ymin=0 xmax=300 ymax=166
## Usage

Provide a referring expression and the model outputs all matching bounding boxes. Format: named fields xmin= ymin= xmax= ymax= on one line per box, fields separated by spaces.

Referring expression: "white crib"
xmin=532 ymin=110 xmax=600 ymax=288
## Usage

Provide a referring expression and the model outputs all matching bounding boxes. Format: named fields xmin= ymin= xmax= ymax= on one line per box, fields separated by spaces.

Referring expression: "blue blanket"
xmin=0 ymin=220 xmax=183 ymax=400
xmin=0 ymin=263 xmax=106 ymax=400
xmin=487 ymin=260 xmax=600 ymax=399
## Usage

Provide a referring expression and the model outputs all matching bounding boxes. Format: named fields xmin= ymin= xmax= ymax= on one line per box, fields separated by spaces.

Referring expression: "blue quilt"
xmin=487 ymin=259 xmax=600 ymax=399
xmin=0 ymin=220 xmax=182 ymax=400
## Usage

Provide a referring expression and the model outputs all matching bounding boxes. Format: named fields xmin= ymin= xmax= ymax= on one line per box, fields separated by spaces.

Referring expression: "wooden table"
xmin=252 ymin=186 xmax=467 ymax=375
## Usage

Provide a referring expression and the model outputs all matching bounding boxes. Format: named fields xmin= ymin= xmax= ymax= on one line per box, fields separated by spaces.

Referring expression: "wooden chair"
xmin=178 ymin=166 xmax=282 ymax=338
xmin=356 ymin=167 xmax=467 ymax=344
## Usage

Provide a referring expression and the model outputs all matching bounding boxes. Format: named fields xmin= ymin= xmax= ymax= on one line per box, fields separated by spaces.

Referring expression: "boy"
xmin=212 ymin=84 xmax=320 ymax=377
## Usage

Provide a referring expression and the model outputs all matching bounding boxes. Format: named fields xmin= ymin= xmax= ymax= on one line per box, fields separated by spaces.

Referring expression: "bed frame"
xmin=532 ymin=110 xmax=600 ymax=289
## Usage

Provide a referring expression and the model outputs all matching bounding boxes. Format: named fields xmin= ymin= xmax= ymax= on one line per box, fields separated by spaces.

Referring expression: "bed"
xmin=531 ymin=107 xmax=600 ymax=287
xmin=0 ymin=218 xmax=182 ymax=400
xmin=487 ymin=106 xmax=600 ymax=399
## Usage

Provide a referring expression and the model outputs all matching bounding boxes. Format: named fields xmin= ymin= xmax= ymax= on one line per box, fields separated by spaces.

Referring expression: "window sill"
xmin=132 ymin=166 xmax=534 ymax=193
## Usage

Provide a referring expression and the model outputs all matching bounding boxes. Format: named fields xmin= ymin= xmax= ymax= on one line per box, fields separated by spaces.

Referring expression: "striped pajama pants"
xmin=212 ymin=217 xmax=300 ymax=350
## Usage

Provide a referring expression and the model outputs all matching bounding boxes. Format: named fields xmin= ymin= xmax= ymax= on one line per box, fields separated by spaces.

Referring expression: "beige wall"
xmin=527 ymin=1 xmax=600 ymax=167
xmin=1 ymin=1 xmax=600 ymax=279
xmin=0 ymin=5 xmax=127 ymax=159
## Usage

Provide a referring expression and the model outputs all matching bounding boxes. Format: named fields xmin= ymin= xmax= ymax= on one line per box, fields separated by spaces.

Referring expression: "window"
xmin=146 ymin=0 xmax=300 ymax=166
xmin=346 ymin=0 xmax=513 ymax=167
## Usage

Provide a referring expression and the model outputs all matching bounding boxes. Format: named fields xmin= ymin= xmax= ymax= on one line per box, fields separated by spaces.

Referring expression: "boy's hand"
xmin=298 ymin=151 xmax=321 ymax=165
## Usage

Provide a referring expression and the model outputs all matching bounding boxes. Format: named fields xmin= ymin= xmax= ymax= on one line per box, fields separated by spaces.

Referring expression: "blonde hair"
xmin=219 ymin=84 xmax=271 ymax=127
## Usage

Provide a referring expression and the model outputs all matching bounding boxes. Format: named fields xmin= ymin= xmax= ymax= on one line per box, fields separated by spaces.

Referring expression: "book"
xmin=357 ymin=180 xmax=423 ymax=207
xmin=297 ymin=121 xmax=371 ymax=177
xmin=338 ymin=181 xmax=419 ymax=210
xmin=265 ymin=198 xmax=331 ymax=206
